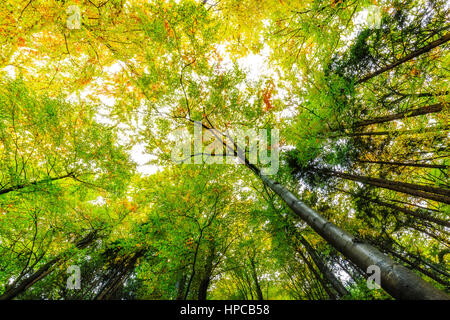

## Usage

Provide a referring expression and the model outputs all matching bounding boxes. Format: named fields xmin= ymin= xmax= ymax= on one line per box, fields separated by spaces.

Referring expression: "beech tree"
xmin=0 ymin=0 xmax=448 ymax=300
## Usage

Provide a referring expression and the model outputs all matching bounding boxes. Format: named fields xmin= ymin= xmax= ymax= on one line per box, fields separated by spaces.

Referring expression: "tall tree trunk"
xmin=322 ymin=169 xmax=450 ymax=204
xmin=0 ymin=231 xmax=97 ymax=300
xmin=95 ymin=250 xmax=144 ymax=300
xmin=247 ymin=164 xmax=449 ymax=299
xmin=335 ymin=188 xmax=450 ymax=227
xmin=248 ymin=257 xmax=264 ymax=300
xmin=175 ymin=274 xmax=187 ymax=300
xmin=205 ymin=121 xmax=449 ymax=299
xmin=352 ymin=103 xmax=445 ymax=128
xmin=296 ymin=246 xmax=337 ymax=300
xmin=298 ymin=235 xmax=350 ymax=298
xmin=0 ymin=172 xmax=75 ymax=195
xmin=333 ymin=258 xmax=360 ymax=284
xmin=376 ymin=243 xmax=450 ymax=287
xmin=356 ymin=33 xmax=450 ymax=84
xmin=355 ymin=159 xmax=447 ymax=169
xmin=198 ymin=242 xmax=216 ymax=300
xmin=184 ymin=233 xmax=203 ymax=300
xmin=333 ymin=125 xmax=449 ymax=138
xmin=282 ymin=217 xmax=349 ymax=298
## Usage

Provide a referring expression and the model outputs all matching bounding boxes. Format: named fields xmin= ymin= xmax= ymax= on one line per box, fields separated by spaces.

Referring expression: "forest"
xmin=0 ymin=0 xmax=448 ymax=300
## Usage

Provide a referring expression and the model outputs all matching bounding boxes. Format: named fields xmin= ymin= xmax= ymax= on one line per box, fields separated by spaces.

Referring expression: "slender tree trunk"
xmin=184 ymin=233 xmax=203 ymax=300
xmin=0 ymin=172 xmax=75 ymax=195
xmin=322 ymin=169 xmax=450 ymax=204
xmin=377 ymin=243 xmax=450 ymax=287
xmin=95 ymin=250 xmax=144 ymax=300
xmin=0 ymin=231 xmax=97 ymax=300
xmin=334 ymin=258 xmax=360 ymax=284
xmin=297 ymin=247 xmax=337 ymax=299
xmin=283 ymin=216 xmax=349 ymax=298
xmin=284 ymin=267 xmax=305 ymax=299
xmin=352 ymin=103 xmax=445 ymax=128
xmin=248 ymin=164 xmax=449 ymax=299
xmin=197 ymin=276 xmax=211 ymax=301
xmin=0 ymin=258 xmax=61 ymax=301
xmin=335 ymin=188 xmax=450 ymax=227
xmin=355 ymin=159 xmax=447 ymax=169
xmin=198 ymin=242 xmax=216 ymax=300
xmin=176 ymin=274 xmax=187 ymax=300
xmin=356 ymin=33 xmax=450 ymax=84
xmin=243 ymin=271 xmax=254 ymax=300
xmin=334 ymin=125 xmax=449 ymax=138
xmin=248 ymin=257 xmax=264 ymax=300
xmin=298 ymin=235 xmax=349 ymax=298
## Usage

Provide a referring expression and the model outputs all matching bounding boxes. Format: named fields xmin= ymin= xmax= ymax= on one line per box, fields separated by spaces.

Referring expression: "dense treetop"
xmin=0 ymin=0 xmax=448 ymax=300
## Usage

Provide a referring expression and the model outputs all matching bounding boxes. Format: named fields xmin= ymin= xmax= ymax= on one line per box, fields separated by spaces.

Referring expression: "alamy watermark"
xmin=171 ymin=122 xmax=279 ymax=175
xmin=67 ymin=5 xmax=81 ymax=30
xmin=365 ymin=5 xmax=382 ymax=29
xmin=366 ymin=264 xmax=381 ymax=290
xmin=66 ymin=265 xmax=81 ymax=290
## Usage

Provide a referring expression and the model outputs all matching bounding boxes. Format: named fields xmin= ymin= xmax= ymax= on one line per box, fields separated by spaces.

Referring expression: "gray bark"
xmin=255 ymin=171 xmax=449 ymax=300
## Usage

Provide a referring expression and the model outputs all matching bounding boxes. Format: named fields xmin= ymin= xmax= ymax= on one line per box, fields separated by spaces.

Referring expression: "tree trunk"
xmin=377 ymin=243 xmax=450 ymax=287
xmin=282 ymin=216 xmax=349 ymax=299
xmin=95 ymin=250 xmax=144 ymax=300
xmin=184 ymin=233 xmax=202 ymax=300
xmin=356 ymin=33 xmax=450 ymax=84
xmin=207 ymin=122 xmax=449 ymax=299
xmin=355 ymin=159 xmax=447 ymax=169
xmin=198 ymin=242 xmax=216 ymax=300
xmin=248 ymin=257 xmax=264 ymax=300
xmin=296 ymin=246 xmax=337 ymax=299
xmin=298 ymin=235 xmax=350 ymax=298
xmin=323 ymin=169 xmax=450 ymax=204
xmin=0 ymin=172 xmax=75 ymax=195
xmin=353 ymin=103 xmax=445 ymax=128
xmin=175 ymin=274 xmax=187 ymax=300
xmin=0 ymin=231 xmax=97 ymax=300
xmin=297 ymin=250 xmax=337 ymax=300
xmin=335 ymin=188 xmax=450 ymax=227
xmin=251 ymin=166 xmax=449 ymax=299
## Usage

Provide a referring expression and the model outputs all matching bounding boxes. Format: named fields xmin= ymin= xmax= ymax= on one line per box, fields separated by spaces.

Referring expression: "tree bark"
xmin=335 ymin=188 xmax=450 ymax=227
xmin=355 ymin=159 xmax=447 ymax=169
xmin=323 ymin=169 xmax=450 ymax=204
xmin=0 ymin=172 xmax=75 ymax=195
xmin=298 ymin=235 xmax=349 ymax=298
xmin=250 ymin=166 xmax=449 ymax=299
xmin=175 ymin=274 xmax=187 ymax=300
xmin=297 ymin=249 xmax=337 ymax=299
xmin=248 ymin=256 xmax=263 ymax=300
xmin=282 ymin=216 xmax=349 ymax=299
xmin=356 ymin=33 xmax=450 ymax=84
xmin=95 ymin=250 xmax=144 ymax=300
xmin=353 ymin=103 xmax=445 ymax=128
xmin=0 ymin=231 xmax=97 ymax=300
xmin=198 ymin=242 xmax=216 ymax=300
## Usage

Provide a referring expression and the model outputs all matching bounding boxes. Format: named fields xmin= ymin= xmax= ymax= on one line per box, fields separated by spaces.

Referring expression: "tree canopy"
xmin=0 ymin=0 xmax=448 ymax=300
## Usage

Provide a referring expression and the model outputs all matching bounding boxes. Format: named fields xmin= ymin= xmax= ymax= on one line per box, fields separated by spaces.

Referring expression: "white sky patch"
xmin=237 ymin=44 xmax=273 ymax=81
xmin=90 ymin=196 xmax=106 ymax=206
xmin=130 ymin=143 xmax=160 ymax=175
xmin=3 ymin=65 xmax=16 ymax=78
xmin=339 ymin=4 xmax=386 ymax=52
